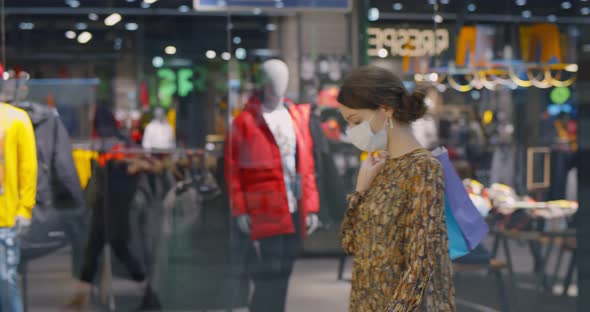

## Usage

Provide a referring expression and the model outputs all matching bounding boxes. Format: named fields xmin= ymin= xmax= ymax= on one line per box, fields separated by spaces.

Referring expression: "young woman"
xmin=338 ymin=66 xmax=455 ymax=312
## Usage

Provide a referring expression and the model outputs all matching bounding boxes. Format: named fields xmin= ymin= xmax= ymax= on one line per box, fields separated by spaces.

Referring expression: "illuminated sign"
xmin=367 ymin=27 xmax=449 ymax=57
xmin=194 ymin=0 xmax=350 ymax=11
xmin=550 ymin=87 xmax=571 ymax=105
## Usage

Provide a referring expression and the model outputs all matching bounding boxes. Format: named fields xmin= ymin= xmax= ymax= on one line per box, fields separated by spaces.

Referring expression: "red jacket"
xmin=225 ymin=97 xmax=319 ymax=241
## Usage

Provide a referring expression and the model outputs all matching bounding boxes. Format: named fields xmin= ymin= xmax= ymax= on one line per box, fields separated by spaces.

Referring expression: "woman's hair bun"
xmin=393 ymin=87 xmax=427 ymax=123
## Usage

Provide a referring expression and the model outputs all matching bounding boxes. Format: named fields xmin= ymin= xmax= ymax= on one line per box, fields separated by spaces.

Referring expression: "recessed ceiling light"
xmin=582 ymin=7 xmax=590 ymax=15
xmin=522 ymin=10 xmax=532 ymax=18
xmin=236 ymin=48 xmax=247 ymax=60
xmin=368 ymin=8 xmax=379 ymax=21
xmin=141 ymin=2 xmax=150 ymax=8
xmin=77 ymin=31 xmax=93 ymax=44
xmin=75 ymin=22 xmax=88 ymax=30
xmin=104 ymin=13 xmax=122 ymax=26
xmin=393 ymin=3 xmax=403 ymax=11
xmin=547 ymin=14 xmax=557 ymax=22
xmin=125 ymin=22 xmax=139 ymax=31
xmin=206 ymin=50 xmax=216 ymax=59
xmin=165 ymin=46 xmax=177 ymax=55
xmin=378 ymin=48 xmax=388 ymax=58
xmin=65 ymin=30 xmax=76 ymax=39
xmin=88 ymin=13 xmax=99 ymax=21
xmin=561 ymin=1 xmax=572 ymax=9
xmin=66 ymin=0 xmax=80 ymax=8
xmin=253 ymin=8 xmax=262 ymax=15
xmin=178 ymin=5 xmax=190 ymax=12
xmin=18 ymin=22 xmax=34 ymax=30
xmin=265 ymin=23 xmax=277 ymax=31
xmin=152 ymin=56 xmax=164 ymax=68
xmin=434 ymin=14 xmax=444 ymax=23
xmin=467 ymin=3 xmax=476 ymax=12
xmin=233 ymin=36 xmax=242 ymax=44
xmin=516 ymin=0 xmax=526 ymax=6
xmin=144 ymin=0 xmax=158 ymax=4
xmin=440 ymin=0 xmax=450 ymax=4
xmin=222 ymin=52 xmax=231 ymax=61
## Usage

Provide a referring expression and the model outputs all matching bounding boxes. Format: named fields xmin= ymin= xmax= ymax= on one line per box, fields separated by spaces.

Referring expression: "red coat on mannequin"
xmin=225 ymin=96 xmax=319 ymax=241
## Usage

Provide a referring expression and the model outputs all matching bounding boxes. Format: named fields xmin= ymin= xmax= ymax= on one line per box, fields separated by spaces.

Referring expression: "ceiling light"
xmin=125 ymin=23 xmax=139 ymax=31
xmin=104 ymin=13 xmax=122 ymax=26
xmin=66 ymin=0 xmax=80 ymax=8
xmin=368 ymin=8 xmax=379 ymax=21
xmin=266 ymin=23 xmax=277 ymax=31
xmin=77 ymin=31 xmax=93 ymax=44
xmin=152 ymin=56 xmax=164 ymax=68
xmin=75 ymin=22 xmax=88 ymax=30
xmin=434 ymin=14 xmax=444 ymax=23
xmin=165 ymin=46 xmax=177 ymax=55
xmin=222 ymin=52 xmax=231 ymax=61
xmin=144 ymin=0 xmax=158 ymax=3
xmin=88 ymin=13 xmax=99 ymax=21
xmin=393 ymin=3 xmax=403 ymax=11
xmin=582 ymin=7 xmax=590 ymax=15
xmin=547 ymin=14 xmax=557 ymax=22
xmin=516 ymin=0 xmax=526 ymax=6
xmin=429 ymin=73 xmax=439 ymax=81
xmin=178 ymin=5 xmax=190 ymax=12
xmin=141 ymin=2 xmax=151 ymax=8
xmin=65 ymin=30 xmax=77 ymax=39
xmin=233 ymin=36 xmax=242 ymax=44
xmin=440 ymin=0 xmax=450 ymax=4
xmin=206 ymin=50 xmax=216 ymax=59
xmin=561 ymin=1 xmax=572 ymax=9
xmin=236 ymin=48 xmax=247 ymax=60
xmin=19 ymin=22 xmax=34 ymax=30
xmin=467 ymin=3 xmax=476 ymax=12
xmin=522 ymin=10 xmax=532 ymax=18
xmin=378 ymin=48 xmax=388 ymax=58
xmin=253 ymin=8 xmax=262 ymax=15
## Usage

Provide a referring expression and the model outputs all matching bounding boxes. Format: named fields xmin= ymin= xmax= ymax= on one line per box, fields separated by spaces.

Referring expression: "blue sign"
xmin=194 ymin=0 xmax=350 ymax=11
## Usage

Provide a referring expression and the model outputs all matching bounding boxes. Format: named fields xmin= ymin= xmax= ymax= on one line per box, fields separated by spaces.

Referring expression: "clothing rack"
xmin=79 ymin=142 xmax=206 ymax=311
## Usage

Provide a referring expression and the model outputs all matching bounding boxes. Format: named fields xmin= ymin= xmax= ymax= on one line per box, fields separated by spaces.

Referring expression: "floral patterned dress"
xmin=342 ymin=149 xmax=455 ymax=312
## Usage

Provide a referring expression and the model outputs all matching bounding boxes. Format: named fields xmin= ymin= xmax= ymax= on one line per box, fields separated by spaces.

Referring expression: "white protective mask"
xmin=346 ymin=113 xmax=388 ymax=152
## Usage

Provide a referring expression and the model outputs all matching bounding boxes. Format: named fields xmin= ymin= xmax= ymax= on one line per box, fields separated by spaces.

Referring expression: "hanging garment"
xmin=16 ymin=102 xmax=86 ymax=280
xmin=224 ymin=96 xmax=319 ymax=241
xmin=0 ymin=103 xmax=37 ymax=227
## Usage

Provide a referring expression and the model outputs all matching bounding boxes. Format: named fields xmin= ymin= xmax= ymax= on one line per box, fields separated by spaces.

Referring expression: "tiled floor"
xmin=24 ymin=238 xmax=577 ymax=312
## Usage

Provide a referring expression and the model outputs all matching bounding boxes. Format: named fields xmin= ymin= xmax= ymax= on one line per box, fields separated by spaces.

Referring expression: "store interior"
xmin=0 ymin=0 xmax=588 ymax=311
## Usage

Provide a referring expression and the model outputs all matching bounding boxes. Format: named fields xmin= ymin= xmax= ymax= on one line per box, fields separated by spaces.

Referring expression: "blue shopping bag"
xmin=434 ymin=147 xmax=489 ymax=259
xmin=445 ymin=197 xmax=470 ymax=259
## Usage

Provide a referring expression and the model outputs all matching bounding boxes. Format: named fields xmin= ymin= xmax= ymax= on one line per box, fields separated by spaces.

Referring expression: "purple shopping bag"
xmin=434 ymin=147 xmax=488 ymax=250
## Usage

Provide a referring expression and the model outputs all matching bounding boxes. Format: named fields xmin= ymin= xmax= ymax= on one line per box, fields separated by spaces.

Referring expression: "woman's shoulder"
xmin=404 ymin=149 xmax=442 ymax=172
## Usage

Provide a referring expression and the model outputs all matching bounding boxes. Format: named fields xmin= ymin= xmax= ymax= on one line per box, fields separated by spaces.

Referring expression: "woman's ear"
xmin=380 ymin=106 xmax=394 ymax=118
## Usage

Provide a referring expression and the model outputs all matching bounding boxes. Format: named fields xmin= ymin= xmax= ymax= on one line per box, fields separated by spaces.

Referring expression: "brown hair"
xmin=337 ymin=66 xmax=427 ymax=123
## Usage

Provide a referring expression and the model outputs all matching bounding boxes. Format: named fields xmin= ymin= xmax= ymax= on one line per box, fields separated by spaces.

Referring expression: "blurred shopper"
xmin=0 ymin=103 xmax=37 ymax=312
xmin=337 ymin=66 xmax=455 ymax=311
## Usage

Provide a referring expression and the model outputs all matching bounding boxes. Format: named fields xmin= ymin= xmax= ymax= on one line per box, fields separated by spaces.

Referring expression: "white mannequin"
xmin=236 ymin=59 xmax=320 ymax=236
xmin=142 ymin=107 xmax=175 ymax=150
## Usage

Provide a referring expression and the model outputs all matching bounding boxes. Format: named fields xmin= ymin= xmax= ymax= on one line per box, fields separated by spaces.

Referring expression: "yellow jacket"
xmin=0 ymin=103 xmax=37 ymax=227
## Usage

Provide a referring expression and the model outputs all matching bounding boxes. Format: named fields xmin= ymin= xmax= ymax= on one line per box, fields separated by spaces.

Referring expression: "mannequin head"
xmin=153 ymin=107 xmax=166 ymax=122
xmin=261 ymin=59 xmax=289 ymax=109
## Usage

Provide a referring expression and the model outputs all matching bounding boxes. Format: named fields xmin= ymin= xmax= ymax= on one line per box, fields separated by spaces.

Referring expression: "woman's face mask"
xmin=346 ymin=112 xmax=388 ymax=152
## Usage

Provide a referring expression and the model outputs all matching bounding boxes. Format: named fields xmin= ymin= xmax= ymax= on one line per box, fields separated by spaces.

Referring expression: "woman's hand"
xmin=355 ymin=152 xmax=388 ymax=193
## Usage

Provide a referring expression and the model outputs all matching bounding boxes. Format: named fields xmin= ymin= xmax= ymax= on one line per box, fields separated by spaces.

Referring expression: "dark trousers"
xmin=250 ymin=213 xmax=302 ymax=312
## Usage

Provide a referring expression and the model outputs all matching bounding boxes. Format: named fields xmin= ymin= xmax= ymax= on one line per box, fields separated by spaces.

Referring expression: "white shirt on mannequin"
xmin=262 ymin=104 xmax=297 ymax=213
xmin=142 ymin=120 xmax=175 ymax=150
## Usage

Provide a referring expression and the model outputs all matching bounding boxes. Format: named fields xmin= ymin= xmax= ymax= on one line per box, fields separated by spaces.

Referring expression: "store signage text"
xmin=367 ymin=27 xmax=449 ymax=57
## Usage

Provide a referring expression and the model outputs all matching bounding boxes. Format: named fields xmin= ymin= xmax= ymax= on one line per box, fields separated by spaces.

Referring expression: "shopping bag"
xmin=434 ymin=147 xmax=489 ymax=253
xmin=445 ymin=197 xmax=470 ymax=259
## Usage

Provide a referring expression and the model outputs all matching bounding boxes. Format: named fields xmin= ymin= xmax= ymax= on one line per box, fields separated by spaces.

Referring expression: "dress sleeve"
xmin=341 ymin=191 xmax=364 ymax=255
xmin=386 ymin=161 xmax=444 ymax=312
